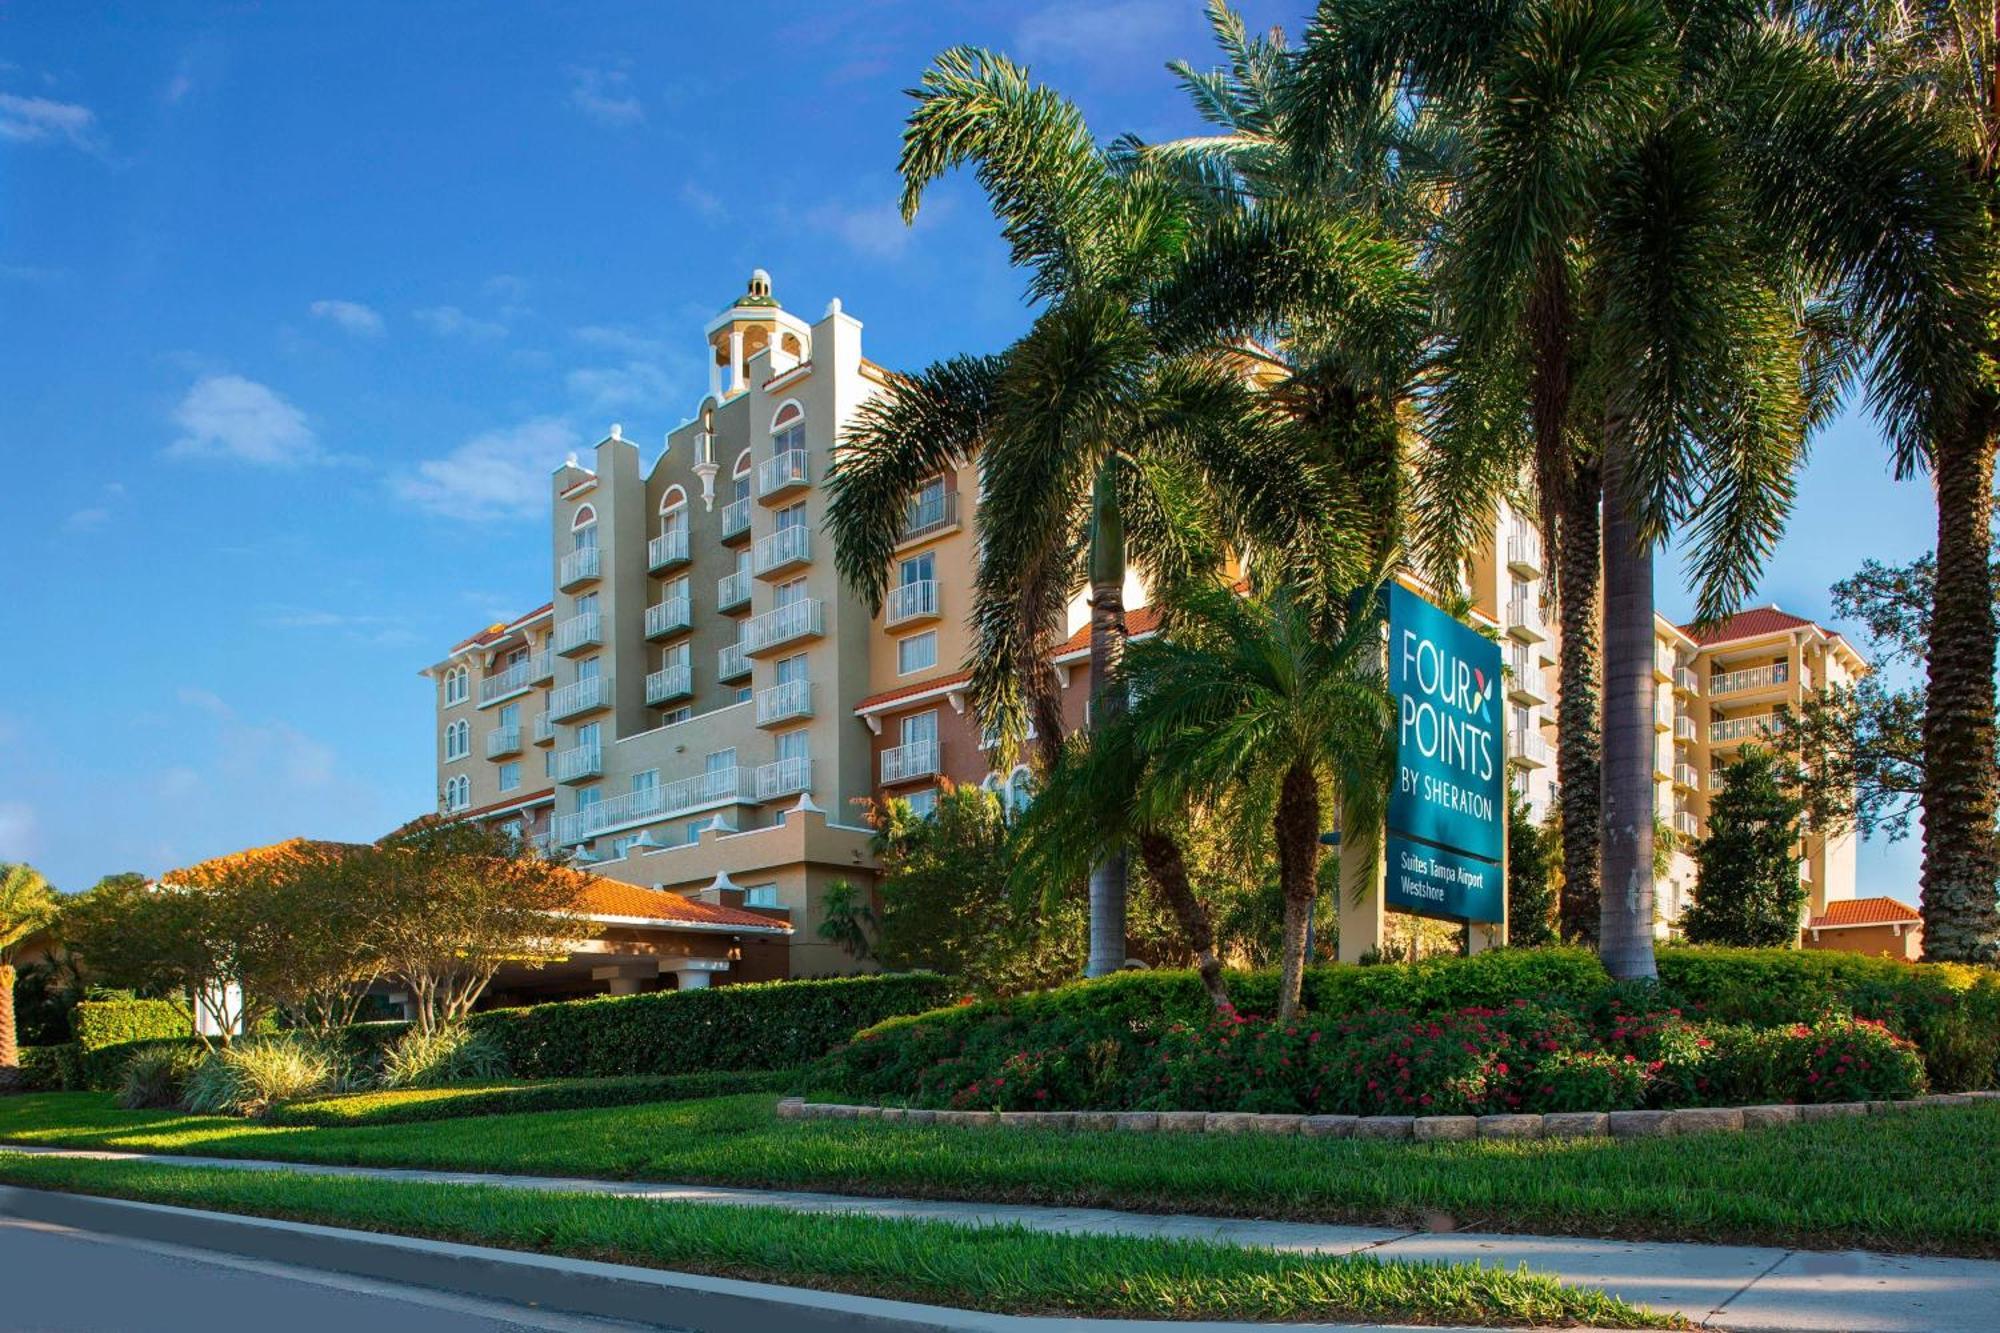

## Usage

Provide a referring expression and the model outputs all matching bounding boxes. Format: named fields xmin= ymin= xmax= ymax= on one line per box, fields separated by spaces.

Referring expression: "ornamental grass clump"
xmin=380 ymin=1022 xmax=509 ymax=1089
xmin=115 ymin=1043 xmax=206 ymax=1110
xmin=181 ymin=1037 xmax=340 ymax=1118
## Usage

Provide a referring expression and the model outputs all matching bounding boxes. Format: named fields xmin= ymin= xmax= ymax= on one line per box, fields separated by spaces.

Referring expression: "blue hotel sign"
xmin=1384 ymin=584 xmax=1505 ymax=923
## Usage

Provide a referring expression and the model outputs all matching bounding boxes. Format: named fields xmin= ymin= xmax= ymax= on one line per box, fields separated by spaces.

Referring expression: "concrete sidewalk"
xmin=5 ymin=1143 xmax=1996 ymax=1331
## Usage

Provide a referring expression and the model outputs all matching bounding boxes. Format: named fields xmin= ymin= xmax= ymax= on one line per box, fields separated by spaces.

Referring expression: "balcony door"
xmin=902 ymin=709 xmax=937 ymax=753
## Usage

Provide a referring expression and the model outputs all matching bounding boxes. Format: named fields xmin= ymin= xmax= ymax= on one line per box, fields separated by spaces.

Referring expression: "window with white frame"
xmin=771 ymin=402 xmax=804 ymax=456
xmin=498 ymin=762 xmax=521 ymax=792
xmin=897 ymin=630 xmax=938 ymax=675
xmin=663 ymin=706 xmax=692 ymax=724
xmin=731 ymin=452 xmax=752 ymax=503
xmin=443 ymin=666 xmax=469 ymax=705
xmin=660 ymin=488 xmax=687 ymax=535
xmin=444 ymin=719 xmax=470 ymax=760
xmin=743 ymin=883 xmax=780 ymax=908
xmin=571 ymin=504 xmax=598 ymax=550
xmin=443 ymin=775 xmax=470 ymax=811
xmin=903 ymin=788 xmax=938 ymax=819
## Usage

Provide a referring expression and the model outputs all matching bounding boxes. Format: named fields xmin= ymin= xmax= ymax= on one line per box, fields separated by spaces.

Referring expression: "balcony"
xmin=648 ymin=530 xmax=690 ymax=572
xmin=900 ymin=489 xmax=960 ymax=545
xmin=554 ymin=611 xmax=602 ymax=656
xmin=1655 ymin=698 xmax=1673 ymax=731
xmin=1508 ymin=729 xmax=1550 ymax=769
xmin=717 ymin=640 xmax=751 ymax=682
xmin=531 ymin=712 xmax=555 ymax=746
xmin=752 ymin=525 xmax=812 ymax=577
xmin=885 ymin=579 xmax=939 ymax=628
xmin=553 ymin=743 xmax=602 ymax=784
xmin=755 ymin=756 xmax=813 ymax=801
xmin=1506 ymin=644 xmax=1547 ymax=705
xmin=756 ymin=679 xmax=813 ymax=727
xmin=553 ymin=766 xmax=755 ymax=846
xmin=479 ymin=653 xmax=548 ymax=706
xmin=1505 ymin=598 xmax=1548 ymax=643
xmin=558 ymin=546 xmax=601 ymax=590
xmin=1674 ymin=666 xmax=1699 ymax=695
xmin=486 ymin=727 xmax=522 ymax=759
xmin=1673 ymin=762 xmax=1699 ymax=790
xmin=757 ymin=448 xmax=810 ymax=500
xmin=743 ymin=599 xmax=824 ymax=655
xmin=1505 ymin=530 xmax=1542 ymax=577
xmin=1711 ymin=713 xmax=1780 ymax=745
xmin=645 ymin=663 xmax=692 ymax=706
xmin=720 ymin=497 xmax=753 ymax=543
xmin=881 ymin=739 xmax=941 ymax=785
xmin=1674 ymin=714 xmax=1697 ymax=743
xmin=549 ymin=674 xmax=612 ymax=721
xmin=1712 ymin=663 xmax=1790 ymax=696
xmin=716 ymin=569 xmax=752 ymax=612
xmin=645 ymin=596 xmax=692 ymax=640
xmin=1654 ymin=648 xmax=1677 ymax=682
xmin=1673 ymin=811 xmax=1700 ymax=838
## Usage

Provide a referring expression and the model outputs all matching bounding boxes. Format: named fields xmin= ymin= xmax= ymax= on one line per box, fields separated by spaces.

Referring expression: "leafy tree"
xmin=1683 ymin=749 xmax=1809 ymax=948
xmin=1506 ymin=794 xmax=1560 ymax=948
xmin=870 ymin=784 xmax=1085 ymax=995
xmin=367 ymin=818 xmax=585 ymax=1033
xmin=61 ymin=869 xmax=262 ymax=1046
xmin=1 ymin=863 xmax=58 ymax=1083
xmin=816 ymin=880 xmax=877 ymax=963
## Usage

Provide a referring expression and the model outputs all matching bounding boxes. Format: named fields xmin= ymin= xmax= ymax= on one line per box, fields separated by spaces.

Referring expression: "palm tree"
xmin=1 ymin=863 xmax=58 ymax=1086
xmin=1116 ymin=580 xmax=1393 ymax=1020
xmin=829 ymin=49 xmax=1273 ymax=977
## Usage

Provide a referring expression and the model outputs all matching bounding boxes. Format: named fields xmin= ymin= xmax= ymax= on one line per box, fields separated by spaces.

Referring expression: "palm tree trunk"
xmin=1273 ymin=759 xmax=1322 ymax=1022
xmin=1135 ymin=830 xmax=1229 ymax=1010
xmin=1919 ymin=393 xmax=2000 ymax=962
xmin=0 ymin=962 xmax=19 ymax=1088
xmin=1554 ymin=465 xmax=1603 ymax=944
xmin=1086 ymin=463 xmax=1130 ymax=978
xmin=1599 ymin=432 xmax=1658 ymax=981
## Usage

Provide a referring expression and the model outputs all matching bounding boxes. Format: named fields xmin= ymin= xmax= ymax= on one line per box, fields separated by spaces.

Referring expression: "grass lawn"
xmin=0 ymin=1151 xmax=1670 ymax=1329
xmin=4 ymin=1091 xmax=1997 ymax=1257
xmin=265 ymin=1070 xmax=794 ymax=1126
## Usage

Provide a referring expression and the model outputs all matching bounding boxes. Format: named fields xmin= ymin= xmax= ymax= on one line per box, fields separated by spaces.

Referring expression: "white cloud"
xmin=309 ymin=298 xmax=385 ymax=337
xmin=393 ymin=416 xmax=573 ymax=522
xmin=414 ymin=305 xmax=507 ymax=339
xmin=572 ymin=324 xmax=669 ymax=358
xmin=166 ymin=374 xmax=321 ymax=466
xmin=0 ymin=91 xmax=100 ymax=150
xmin=566 ymin=362 xmax=674 ymax=411
xmin=1016 ymin=0 xmax=1180 ymax=66
xmin=680 ymin=181 xmax=726 ymax=221
xmin=0 ymin=800 xmax=38 ymax=860
xmin=64 ymin=506 xmax=110 ymax=531
xmin=566 ymin=65 xmax=643 ymax=126
xmin=155 ymin=766 xmax=203 ymax=800
xmin=808 ymin=195 xmax=950 ymax=260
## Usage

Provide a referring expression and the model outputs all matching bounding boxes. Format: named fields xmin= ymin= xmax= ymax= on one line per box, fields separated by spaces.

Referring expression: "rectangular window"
xmin=902 ymin=709 xmax=938 ymax=748
xmin=632 ymin=769 xmax=658 ymax=795
xmin=776 ymin=653 xmax=807 ymax=686
xmin=775 ymin=576 xmax=808 ymax=608
xmin=897 ymin=631 xmax=938 ymax=675
xmin=743 ymin=884 xmax=780 ymax=908
xmin=498 ymin=702 xmax=521 ymax=730
xmin=576 ymin=721 xmax=601 ymax=750
xmin=609 ymin=835 xmax=636 ymax=859
xmin=776 ymin=501 xmax=807 ymax=532
xmin=573 ymin=523 xmax=598 ymax=552
xmin=899 ymin=551 xmax=934 ymax=586
xmin=575 ymin=785 xmax=602 ymax=810
xmin=735 ymin=686 xmax=752 ymax=704
xmin=686 ymin=818 xmax=711 ymax=843
xmin=903 ymin=788 xmax=938 ymax=819
xmin=664 ymin=640 xmax=691 ymax=669
xmin=777 ymin=729 xmax=810 ymax=763
xmin=498 ymin=762 xmax=521 ymax=792
xmin=578 ymin=655 xmax=601 ymax=680
xmin=706 ymin=749 xmax=737 ymax=774
xmin=663 ymin=706 xmax=692 ymax=724
xmin=576 ymin=591 xmax=600 ymax=617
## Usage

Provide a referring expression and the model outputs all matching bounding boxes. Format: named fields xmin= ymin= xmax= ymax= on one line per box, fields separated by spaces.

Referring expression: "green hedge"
xmin=73 ymin=1000 xmax=191 ymax=1051
xmin=467 ymin=972 xmax=956 ymax=1078
xmin=267 ymin=1069 xmax=794 ymax=1126
xmin=14 ymin=1044 xmax=85 ymax=1092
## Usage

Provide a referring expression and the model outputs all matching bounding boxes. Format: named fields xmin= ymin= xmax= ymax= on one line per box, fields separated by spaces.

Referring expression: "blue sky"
xmin=0 ymin=1 xmax=1937 ymax=900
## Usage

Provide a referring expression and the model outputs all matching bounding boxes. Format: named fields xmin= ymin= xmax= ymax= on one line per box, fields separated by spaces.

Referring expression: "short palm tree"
xmin=1118 ymin=580 xmax=1393 ymax=1021
xmin=1 ymin=862 xmax=58 ymax=1084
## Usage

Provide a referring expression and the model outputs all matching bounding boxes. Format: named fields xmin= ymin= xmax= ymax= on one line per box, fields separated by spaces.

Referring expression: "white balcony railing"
xmin=1655 ymin=648 xmax=1678 ymax=681
xmin=1674 ymin=666 xmax=1699 ymax=694
xmin=743 ymin=599 xmax=824 ymax=654
xmin=1507 ymin=643 xmax=1545 ymax=701
xmin=532 ymin=712 xmax=555 ymax=745
xmin=1673 ymin=811 xmax=1700 ymax=838
xmin=1673 ymin=762 xmax=1699 ymax=789
xmin=885 ymin=579 xmax=938 ymax=627
xmin=554 ymin=766 xmax=754 ymax=845
xmin=648 ymin=530 xmax=689 ymax=571
xmin=1674 ymin=715 xmax=1697 ymax=742
xmin=554 ymin=611 xmax=602 ymax=655
xmin=559 ymin=546 xmax=601 ymax=589
xmin=1505 ymin=598 xmax=1547 ymax=642
xmin=479 ymin=652 xmax=548 ymax=705
xmin=720 ymin=497 xmax=752 ymax=540
xmin=752 ymin=525 xmax=812 ymax=576
xmin=486 ymin=727 xmax=522 ymax=759
xmin=549 ymin=674 xmax=611 ymax=720
xmin=756 ymin=679 xmax=813 ymax=726
xmin=757 ymin=448 xmax=810 ymax=497
xmin=717 ymin=640 xmax=750 ymax=680
xmin=646 ymin=663 xmax=692 ymax=705
xmin=553 ymin=743 xmax=602 ymax=784
xmin=755 ymin=756 xmax=813 ymax=801
xmin=716 ymin=569 xmax=752 ymax=611
xmin=645 ymin=596 xmax=692 ymax=639
xmin=1655 ymin=698 xmax=1674 ymax=730
xmin=1712 ymin=663 xmax=1790 ymax=695
xmin=1509 ymin=729 xmax=1550 ymax=767
xmin=901 ymin=489 xmax=960 ymax=543
xmin=1505 ymin=530 xmax=1542 ymax=575
xmin=881 ymin=739 xmax=941 ymax=784
xmin=1711 ymin=713 xmax=1780 ymax=744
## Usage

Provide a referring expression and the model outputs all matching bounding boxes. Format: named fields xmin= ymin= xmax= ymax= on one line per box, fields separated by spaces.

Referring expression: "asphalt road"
xmin=0 ymin=1216 xmax=683 ymax=1333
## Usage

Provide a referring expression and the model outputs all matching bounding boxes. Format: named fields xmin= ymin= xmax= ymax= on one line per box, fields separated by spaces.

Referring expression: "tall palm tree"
xmin=0 ymin=862 xmax=57 ymax=1086
xmin=1115 ymin=580 xmax=1393 ymax=1020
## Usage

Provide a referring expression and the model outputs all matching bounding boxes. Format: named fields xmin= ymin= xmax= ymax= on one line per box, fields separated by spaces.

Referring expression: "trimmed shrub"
xmin=267 ymin=1069 xmax=794 ymax=1127
xmin=15 ymin=1044 xmax=84 ymax=1092
xmin=117 ymin=1044 xmax=207 ymax=1109
xmin=182 ymin=1038 xmax=340 ymax=1117
xmin=381 ymin=1024 xmax=509 ymax=1089
xmin=73 ymin=999 xmax=191 ymax=1051
xmin=468 ymin=972 xmax=955 ymax=1078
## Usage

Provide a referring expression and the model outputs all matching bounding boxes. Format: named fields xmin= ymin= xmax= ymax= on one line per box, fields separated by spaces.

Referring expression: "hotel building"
xmin=422 ymin=272 xmax=1863 ymax=985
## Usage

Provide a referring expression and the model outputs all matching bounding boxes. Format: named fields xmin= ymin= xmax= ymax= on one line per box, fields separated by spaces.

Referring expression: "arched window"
xmin=571 ymin=504 xmax=598 ymax=552
xmin=730 ymin=449 xmax=753 ymax=504
xmin=1004 ymin=765 xmax=1037 ymax=817
xmin=770 ymin=401 xmax=804 ymax=458
xmin=442 ymin=775 xmax=469 ymax=812
xmin=444 ymin=719 xmax=470 ymax=761
xmin=443 ymin=666 xmax=469 ymax=705
xmin=659 ymin=485 xmax=688 ymax=535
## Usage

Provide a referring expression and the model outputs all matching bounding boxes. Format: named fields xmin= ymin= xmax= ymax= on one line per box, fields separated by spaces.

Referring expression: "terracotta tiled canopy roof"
xmin=1808 ymin=896 xmax=1922 ymax=930
xmin=1680 ymin=605 xmax=1815 ymax=646
xmin=574 ymin=876 xmax=790 ymax=932
xmin=1054 ymin=604 xmax=1163 ymax=657
xmin=854 ymin=669 xmax=972 ymax=715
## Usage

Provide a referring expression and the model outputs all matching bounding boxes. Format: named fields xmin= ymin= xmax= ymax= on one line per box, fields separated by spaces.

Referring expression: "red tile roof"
xmin=1055 ymin=604 xmax=1163 ymax=657
xmin=854 ymin=669 xmax=972 ymax=714
xmin=1809 ymin=896 xmax=1922 ymax=930
xmin=1680 ymin=605 xmax=1815 ymax=646
xmin=575 ymin=876 xmax=791 ymax=932
xmin=451 ymin=602 xmax=554 ymax=652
